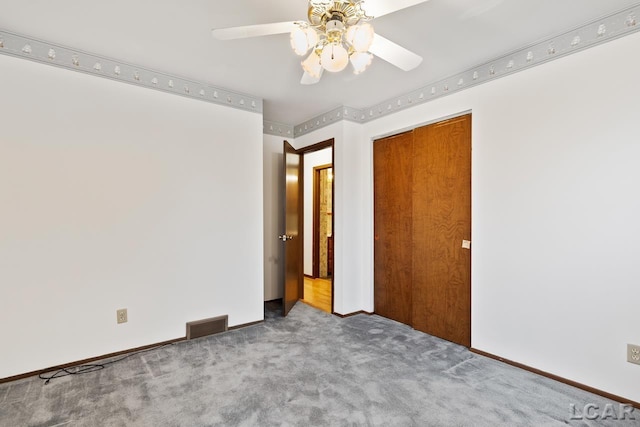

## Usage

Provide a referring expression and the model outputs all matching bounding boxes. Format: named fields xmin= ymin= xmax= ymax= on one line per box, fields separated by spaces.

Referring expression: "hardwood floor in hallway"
xmin=302 ymin=277 xmax=332 ymax=313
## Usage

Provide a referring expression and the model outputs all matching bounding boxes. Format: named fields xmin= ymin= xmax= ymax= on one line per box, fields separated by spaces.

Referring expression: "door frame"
xmin=293 ymin=138 xmax=335 ymax=314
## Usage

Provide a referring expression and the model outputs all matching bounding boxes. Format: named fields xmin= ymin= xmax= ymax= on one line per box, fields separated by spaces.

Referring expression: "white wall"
xmin=303 ymin=148 xmax=332 ymax=276
xmin=0 ymin=54 xmax=264 ymax=379
xmin=297 ymin=32 xmax=640 ymax=402
xmin=263 ymin=134 xmax=287 ymax=301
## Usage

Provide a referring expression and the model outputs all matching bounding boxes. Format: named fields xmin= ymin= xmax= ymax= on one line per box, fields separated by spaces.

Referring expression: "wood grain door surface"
xmin=374 ymin=114 xmax=471 ymax=347
xmin=373 ymin=131 xmax=414 ymax=326
xmin=412 ymin=116 xmax=471 ymax=347
xmin=283 ymin=141 xmax=303 ymax=316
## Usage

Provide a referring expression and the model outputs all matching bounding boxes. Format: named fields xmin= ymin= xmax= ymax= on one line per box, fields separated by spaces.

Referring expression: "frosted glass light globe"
xmin=350 ymin=51 xmax=373 ymax=74
xmin=290 ymin=26 xmax=318 ymax=56
xmin=346 ymin=23 xmax=374 ymax=52
xmin=302 ymin=51 xmax=322 ymax=78
xmin=320 ymin=43 xmax=349 ymax=72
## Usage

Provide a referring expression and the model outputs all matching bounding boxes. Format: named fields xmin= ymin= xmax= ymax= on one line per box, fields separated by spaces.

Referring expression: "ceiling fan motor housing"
xmin=308 ymin=0 xmax=371 ymax=29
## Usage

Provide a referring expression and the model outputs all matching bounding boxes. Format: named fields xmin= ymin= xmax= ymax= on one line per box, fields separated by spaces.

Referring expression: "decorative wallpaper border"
xmin=263 ymin=121 xmax=295 ymax=138
xmin=1 ymin=3 xmax=638 ymax=139
xmin=0 ymin=29 xmax=262 ymax=115
xmin=291 ymin=106 xmax=355 ymax=137
xmin=289 ymin=4 xmax=639 ymax=138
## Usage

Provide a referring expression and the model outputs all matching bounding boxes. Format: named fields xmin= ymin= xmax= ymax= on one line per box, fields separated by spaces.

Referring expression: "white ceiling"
xmin=1 ymin=0 xmax=638 ymax=125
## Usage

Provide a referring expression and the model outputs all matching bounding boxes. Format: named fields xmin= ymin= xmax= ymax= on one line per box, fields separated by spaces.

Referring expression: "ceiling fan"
xmin=212 ymin=0 xmax=428 ymax=85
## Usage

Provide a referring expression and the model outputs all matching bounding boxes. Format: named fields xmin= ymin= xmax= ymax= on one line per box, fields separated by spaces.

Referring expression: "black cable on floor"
xmin=39 ymin=343 xmax=174 ymax=385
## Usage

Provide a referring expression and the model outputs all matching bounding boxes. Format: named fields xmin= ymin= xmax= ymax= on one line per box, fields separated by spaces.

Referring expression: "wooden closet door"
xmin=373 ymin=131 xmax=414 ymax=326
xmin=412 ymin=115 xmax=471 ymax=347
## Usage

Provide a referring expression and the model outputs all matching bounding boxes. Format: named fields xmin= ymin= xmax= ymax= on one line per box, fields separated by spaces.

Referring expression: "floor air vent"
xmin=186 ymin=315 xmax=228 ymax=340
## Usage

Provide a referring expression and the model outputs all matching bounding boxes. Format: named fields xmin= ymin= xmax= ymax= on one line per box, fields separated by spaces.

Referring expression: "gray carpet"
xmin=0 ymin=302 xmax=636 ymax=426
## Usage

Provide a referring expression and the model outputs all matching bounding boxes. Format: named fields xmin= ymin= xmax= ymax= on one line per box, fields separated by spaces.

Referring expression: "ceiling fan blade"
xmin=212 ymin=21 xmax=296 ymax=40
xmin=301 ymin=70 xmax=323 ymax=85
xmin=365 ymin=0 xmax=430 ymax=19
xmin=369 ymin=34 xmax=423 ymax=71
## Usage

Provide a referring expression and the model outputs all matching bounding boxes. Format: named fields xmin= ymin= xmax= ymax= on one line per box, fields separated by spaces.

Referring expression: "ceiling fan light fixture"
xmin=350 ymin=51 xmax=373 ymax=74
xmin=212 ymin=0 xmax=426 ymax=85
xmin=346 ymin=23 xmax=374 ymax=52
xmin=302 ymin=51 xmax=323 ymax=78
xmin=290 ymin=25 xmax=319 ymax=56
xmin=320 ymin=42 xmax=349 ymax=72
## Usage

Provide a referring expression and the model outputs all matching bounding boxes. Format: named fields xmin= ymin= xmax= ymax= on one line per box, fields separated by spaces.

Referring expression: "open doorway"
xmin=301 ymin=146 xmax=333 ymax=313
xmin=313 ymin=165 xmax=333 ymax=279
xmin=279 ymin=138 xmax=334 ymax=316
xmin=300 ymin=162 xmax=332 ymax=313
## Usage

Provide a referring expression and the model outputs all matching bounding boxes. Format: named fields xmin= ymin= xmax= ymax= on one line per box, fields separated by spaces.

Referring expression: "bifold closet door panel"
xmin=373 ymin=131 xmax=414 ymax=326
xmin=412 ymin=115 xmax=472 ymax=347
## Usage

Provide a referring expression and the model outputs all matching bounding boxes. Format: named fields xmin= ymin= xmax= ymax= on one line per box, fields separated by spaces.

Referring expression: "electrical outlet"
xmin=628 ymin=344 xmax=640 ymax=365
xmin=117 ymin=308 xmax=128 ymax=324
